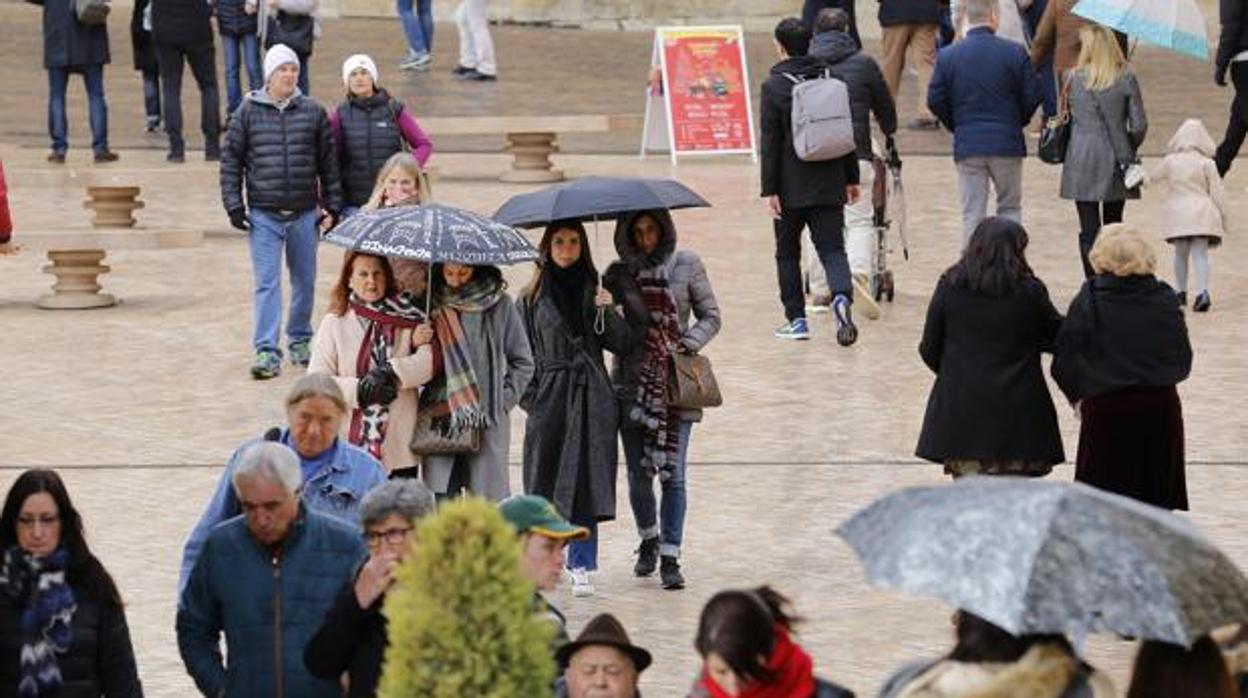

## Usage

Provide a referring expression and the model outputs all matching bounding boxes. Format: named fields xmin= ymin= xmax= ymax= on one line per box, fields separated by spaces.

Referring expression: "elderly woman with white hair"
xmin=1053 ymin=223 xmax=1193 ymax=510
xmin=178 ymin=373 xmax=387 ymax=593
xmin=304 ymin=479 xmax=435 ymax=697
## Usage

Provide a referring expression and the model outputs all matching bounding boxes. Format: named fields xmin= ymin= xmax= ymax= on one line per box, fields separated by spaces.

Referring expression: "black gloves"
xmin=228 ymin=207 xmax=249 ymax=231
xmin=357 ymin=363 xmax=399 ymax=406
xmin=1216 ymin=64 xmax=1228 ymax=87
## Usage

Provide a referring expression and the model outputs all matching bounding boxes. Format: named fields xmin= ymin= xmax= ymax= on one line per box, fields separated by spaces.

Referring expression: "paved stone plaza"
xmin=2 ymin=7 xmax=1247 ymax=696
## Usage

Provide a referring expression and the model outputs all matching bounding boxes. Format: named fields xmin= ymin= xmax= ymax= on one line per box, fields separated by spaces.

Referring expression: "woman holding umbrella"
xmin=606 ymin=208 xmax=721 ymax=591
xmin=518 ymin=220 xmax=647 ymax=597
xmin=422 ymin=262 xmax=534 ymax=500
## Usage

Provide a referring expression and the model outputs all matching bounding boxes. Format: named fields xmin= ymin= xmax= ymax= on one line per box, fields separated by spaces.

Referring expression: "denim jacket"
xmin=177 ymin=431 xmax=386 ymax=597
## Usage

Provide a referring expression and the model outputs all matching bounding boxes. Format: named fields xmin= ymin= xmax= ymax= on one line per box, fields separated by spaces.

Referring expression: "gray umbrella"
xmin=325 ymin=203 xmax=539 ymax=265
xmin=836 ymin=478 xmax=1248 ymax=647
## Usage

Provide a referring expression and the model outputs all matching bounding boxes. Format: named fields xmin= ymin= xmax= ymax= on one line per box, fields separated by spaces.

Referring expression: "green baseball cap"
xmin=499 ymin=495 xmax=589 ymax=540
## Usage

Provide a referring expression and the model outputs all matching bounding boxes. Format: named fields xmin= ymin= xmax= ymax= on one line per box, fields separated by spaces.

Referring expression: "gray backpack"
xmin=75 ymin=0 xmax=110 ymax=25
xmin=783 ymin=69 xmax=855 ymax=162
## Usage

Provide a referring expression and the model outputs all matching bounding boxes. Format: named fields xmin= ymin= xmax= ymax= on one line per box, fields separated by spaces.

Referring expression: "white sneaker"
xmin=568 ymin=567 xmax=594 ymax=597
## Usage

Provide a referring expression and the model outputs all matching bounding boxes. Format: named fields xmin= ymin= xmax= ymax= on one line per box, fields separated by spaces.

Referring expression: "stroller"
xmin=869 ymin=137 xmax=909 ymax=303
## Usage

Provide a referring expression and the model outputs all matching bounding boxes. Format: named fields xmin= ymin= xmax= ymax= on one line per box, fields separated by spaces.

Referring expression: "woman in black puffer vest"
xmin=0 ymin=470 xmax=142 ymax=698
xmin=329 ymin=54 xmax=433 ymax=214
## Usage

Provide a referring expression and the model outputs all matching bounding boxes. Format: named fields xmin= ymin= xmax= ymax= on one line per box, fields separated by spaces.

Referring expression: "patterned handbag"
xmin=410 ymin=411 xmax=480 ymax=456
xmin=669 ymin=352 xmax=723 ymax=409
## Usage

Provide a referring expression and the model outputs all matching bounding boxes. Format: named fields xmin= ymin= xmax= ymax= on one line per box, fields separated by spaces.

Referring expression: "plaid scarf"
xmin=348 ymin=293 xmax=427 ymax=460
xmin=631 ymin=267 xmax=683 ymax=481
xmin=0 ymin=546 xmax=76 ymax=698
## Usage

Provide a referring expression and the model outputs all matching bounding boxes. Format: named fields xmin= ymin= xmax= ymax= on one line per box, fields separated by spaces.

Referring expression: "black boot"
xmin=660 ymin=555 xmax=685 ymax=590
xmin=1193 ymin=291 xmax=1211 ymax=312
xmin=1177 ymin=291 xmax=1187 ymax=307
xmin=633 ymin=537 xmax=658 ymax=577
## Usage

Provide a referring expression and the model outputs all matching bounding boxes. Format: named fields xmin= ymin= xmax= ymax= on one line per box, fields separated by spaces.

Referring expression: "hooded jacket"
xmin=1148 ymin=119 xmax=1229 ymax=242
xmin=760 ymin=55 xmax=861 ymax=208
xmin=603 ymin=210 xmax=721 ymax=422
xmin=220 ymin=88 xmax=344 ymax=217
xmin=879 ymin=644 xmax=1116 ymax=698
xmin=810 ymin=30 xmax=898 ymax=161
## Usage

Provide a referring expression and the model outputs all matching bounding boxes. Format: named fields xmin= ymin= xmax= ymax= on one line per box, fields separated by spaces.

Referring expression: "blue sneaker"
xmin=288 ymin=339 xmax=312 ymax=368
xmin=833 ymin=295 xmax=858 ymax=347
xmin=774 ymin=318 xmax=810 ymax=340
xmin=250 ymin=349 xmax=282 ymax=380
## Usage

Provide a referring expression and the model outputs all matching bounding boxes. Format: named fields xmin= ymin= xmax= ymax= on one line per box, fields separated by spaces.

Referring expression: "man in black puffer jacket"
xmin=803 ymin=8 xmax=896 ymax=319
xmin=221 ymin=43 xmax=342 ymax=380
xmin=151 ymin=0 xmax=221 ymax=162
xmin=1215 ymin=0 xmax=1248 ymax=175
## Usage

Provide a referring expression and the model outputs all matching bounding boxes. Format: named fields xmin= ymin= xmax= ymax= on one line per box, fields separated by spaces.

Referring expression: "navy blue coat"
xmin=35 ymin=0 xmax=110 ymax=69
xmin=176 ymin=508 xmax=365 ymax=698
xmin=927 ymin=27 xmax=1043 ymax=161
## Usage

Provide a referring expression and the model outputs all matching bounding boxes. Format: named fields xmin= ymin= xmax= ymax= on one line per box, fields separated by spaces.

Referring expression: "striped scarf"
xmin=631 ymin=267 xmax=682 ymax=480
xmin=0 ymin=546 xmax=76 ymax=698
xmin=348 ymin=293 xmax=427 ymax=460
xmin=424 ymin=306 xmax=489 ymax=433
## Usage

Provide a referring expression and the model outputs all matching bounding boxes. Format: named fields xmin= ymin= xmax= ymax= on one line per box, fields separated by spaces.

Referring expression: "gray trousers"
xmin=956 ymin=156 xmax=1023 ymax=243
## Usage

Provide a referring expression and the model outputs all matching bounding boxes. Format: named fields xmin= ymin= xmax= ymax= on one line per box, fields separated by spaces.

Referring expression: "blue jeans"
xmin=47 ymin=65 xmax=108 ymax=154
xmin=397 ymin=0 xmax=434 ymax=54
xmin=567 ymin=521 xmax=598 ymax=571
xmin=247 ymin=209 xmax=319 ymax=352
xmin=221 ymin=33 xmax=261 ymax=116
xmin=622 ymin=420 xmax=692 ymax=558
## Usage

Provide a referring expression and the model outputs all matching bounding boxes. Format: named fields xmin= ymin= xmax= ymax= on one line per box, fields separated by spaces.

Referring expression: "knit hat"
xmin=342 ymin=53 xmax=379 ymax=88
xmin=263 ymin=44 xmax=300 ymax=84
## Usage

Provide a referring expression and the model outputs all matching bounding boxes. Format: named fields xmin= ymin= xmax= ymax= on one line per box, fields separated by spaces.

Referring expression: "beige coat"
xmin=1148 ymin=119 xmax=1229 ymax=243
xmin=309 ymin=309 xmax=435 ymax=472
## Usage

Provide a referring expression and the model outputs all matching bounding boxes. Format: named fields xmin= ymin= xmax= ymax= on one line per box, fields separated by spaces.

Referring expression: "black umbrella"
xmin=325 ymin=203 xmax=539 ymax=265
xmin=492 ymin=176 xmax=710 ymax=229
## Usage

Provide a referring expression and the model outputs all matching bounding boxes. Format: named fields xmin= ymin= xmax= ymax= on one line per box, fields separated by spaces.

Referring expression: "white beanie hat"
xmin=263 ymin=44 xmax=300 ymax=84
xmin=342 ymin=54 xmax=379 ymax=88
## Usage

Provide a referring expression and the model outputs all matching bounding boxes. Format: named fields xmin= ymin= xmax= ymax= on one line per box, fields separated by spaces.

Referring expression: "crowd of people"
xmin=5 ymin=0 xmax=1248 ymax=696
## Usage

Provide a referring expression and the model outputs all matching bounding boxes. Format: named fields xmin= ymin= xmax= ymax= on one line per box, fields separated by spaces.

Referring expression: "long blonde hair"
xmin=1076 ymin=25 xmax=1128 ymax=91
xmin=363 ymin=152 xmax=432 ymax=210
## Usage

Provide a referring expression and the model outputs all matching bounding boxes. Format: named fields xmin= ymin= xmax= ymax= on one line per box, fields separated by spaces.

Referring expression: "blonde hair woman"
xmin=1059 ymin=24 xmax=1147 ymax=277
xmin=364 ymin=152 xmax=432 ymax=211
xmin=1052 ymin=224 xmax=1192 ymax=511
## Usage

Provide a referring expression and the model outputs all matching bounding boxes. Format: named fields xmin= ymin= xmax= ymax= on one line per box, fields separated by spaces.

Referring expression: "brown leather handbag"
xmin=669 ymin=352 xmax=723 ymax=409
xmin=410 ymin=412 xmax=480 ymax=456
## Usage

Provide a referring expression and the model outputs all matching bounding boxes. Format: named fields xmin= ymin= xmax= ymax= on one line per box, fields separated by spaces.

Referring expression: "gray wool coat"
xmin=1060 ymin=71 xmax=1147 ymax=202
xmin=422 ymin=292 xmax=534 ymax=501
xmin=604 ymin=209 xmax=722 ymax=423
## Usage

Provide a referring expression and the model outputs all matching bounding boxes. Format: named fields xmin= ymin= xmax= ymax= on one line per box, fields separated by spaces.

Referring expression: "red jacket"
xmin=0 ymin=160 xmax=11 ymax=244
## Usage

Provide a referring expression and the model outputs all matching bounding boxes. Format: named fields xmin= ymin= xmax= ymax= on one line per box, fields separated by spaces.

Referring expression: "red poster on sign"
xmin=643 ymin=26 xmax=756 ymax=162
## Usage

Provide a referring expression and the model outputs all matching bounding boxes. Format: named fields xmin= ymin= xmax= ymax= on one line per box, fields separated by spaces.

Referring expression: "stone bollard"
xmin=83 ymin=186 xmax=145 ymax=228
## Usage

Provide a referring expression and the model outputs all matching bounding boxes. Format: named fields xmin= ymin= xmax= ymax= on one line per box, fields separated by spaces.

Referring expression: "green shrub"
xmin=378 ymin=496 xmax=555 ymax=697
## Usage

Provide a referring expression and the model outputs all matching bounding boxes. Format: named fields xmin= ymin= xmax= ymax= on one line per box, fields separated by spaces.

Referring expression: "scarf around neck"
xmin=631 ymin=264 xmax=682 ymax=481
xmin=347 ymin=293 xmax=429 ymax=460
xmin=0 ymin=546 xmax=77 ymax=698
xmin=699 ymin=626 xmax=815 ymax=698
xmin=543 ymin=259 xmax=593 ymax=337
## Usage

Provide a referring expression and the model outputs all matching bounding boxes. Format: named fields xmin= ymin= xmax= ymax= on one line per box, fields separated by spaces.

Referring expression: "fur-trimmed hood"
xmin=888 ymin=644 xmax=1115 ymax=698
xmin=612 ymin=209 xmax=678 ymax=272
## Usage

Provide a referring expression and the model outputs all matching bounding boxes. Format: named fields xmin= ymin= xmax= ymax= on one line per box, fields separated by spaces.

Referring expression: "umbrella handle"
xmin=594 ymin=306 xmax=606 ymax=335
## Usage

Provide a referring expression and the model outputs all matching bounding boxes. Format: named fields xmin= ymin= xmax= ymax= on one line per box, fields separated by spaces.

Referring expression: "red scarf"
xmin=699 ymin=627 xmax=816 ymax=698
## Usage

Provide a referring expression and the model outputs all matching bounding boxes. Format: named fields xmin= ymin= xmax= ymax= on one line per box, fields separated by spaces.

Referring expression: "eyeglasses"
xmin=364 ymin=526 xmax=412 ymax=547
xmin=16 ymin=515 xmax=60 ymax=528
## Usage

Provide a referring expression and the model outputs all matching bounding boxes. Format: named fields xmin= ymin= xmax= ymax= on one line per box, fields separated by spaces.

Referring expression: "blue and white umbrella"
xmin=1073 ymin=0 xmax=1209 ymax=61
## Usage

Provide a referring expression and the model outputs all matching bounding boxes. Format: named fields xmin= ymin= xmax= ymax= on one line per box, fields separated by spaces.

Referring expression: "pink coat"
xmin=309 ymin=309 xmax=435 ymax=472
xmin=1149 ymin=119 xmax=1229 ymax=244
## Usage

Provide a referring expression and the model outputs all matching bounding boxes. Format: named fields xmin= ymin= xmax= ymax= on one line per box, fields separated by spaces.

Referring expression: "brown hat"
xmin=556 ymin=614 xmax=652 ymax=673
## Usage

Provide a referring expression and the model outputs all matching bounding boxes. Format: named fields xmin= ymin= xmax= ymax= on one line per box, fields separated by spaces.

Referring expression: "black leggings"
xmin=1076 ymin=200 xmax=1125 ymax=277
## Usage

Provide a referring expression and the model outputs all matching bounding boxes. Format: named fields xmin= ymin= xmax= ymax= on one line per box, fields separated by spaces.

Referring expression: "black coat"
xmin=303 ymin=572 xmax=384 ymax=698
xmin=878 ymin=0 xmax=941 ymax=27
xmin=802 ymin=0 xmax=860 ymax=48
xmin=760 ymin=56 xmax=861 ymax=209
xmin=0 ymin=594 xmax=143 ymax=698
xmin=214 ymin=0 xmax=258 ymax=36
xmin=129 ymin=0 xmax=157 ymax=72
xmin=1217 ymin=0 xmax=1248 ymax=71
xmin=220 ymin=92 xmax=344 ymax=216
xmin=150 ymin=0 xmax=213 ymax=46
xmin=916 ymin=278 xmax=1065 ymax=465
xmin=1052 ymin=274 xmax=1192 ymax=403
xmin=810 ymin=30 xmax=898 ymax=161
xmin=36 ymin=0 xmax=110 ymax=70
xmin=519 ymin=280 xmax=644 ymax=523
